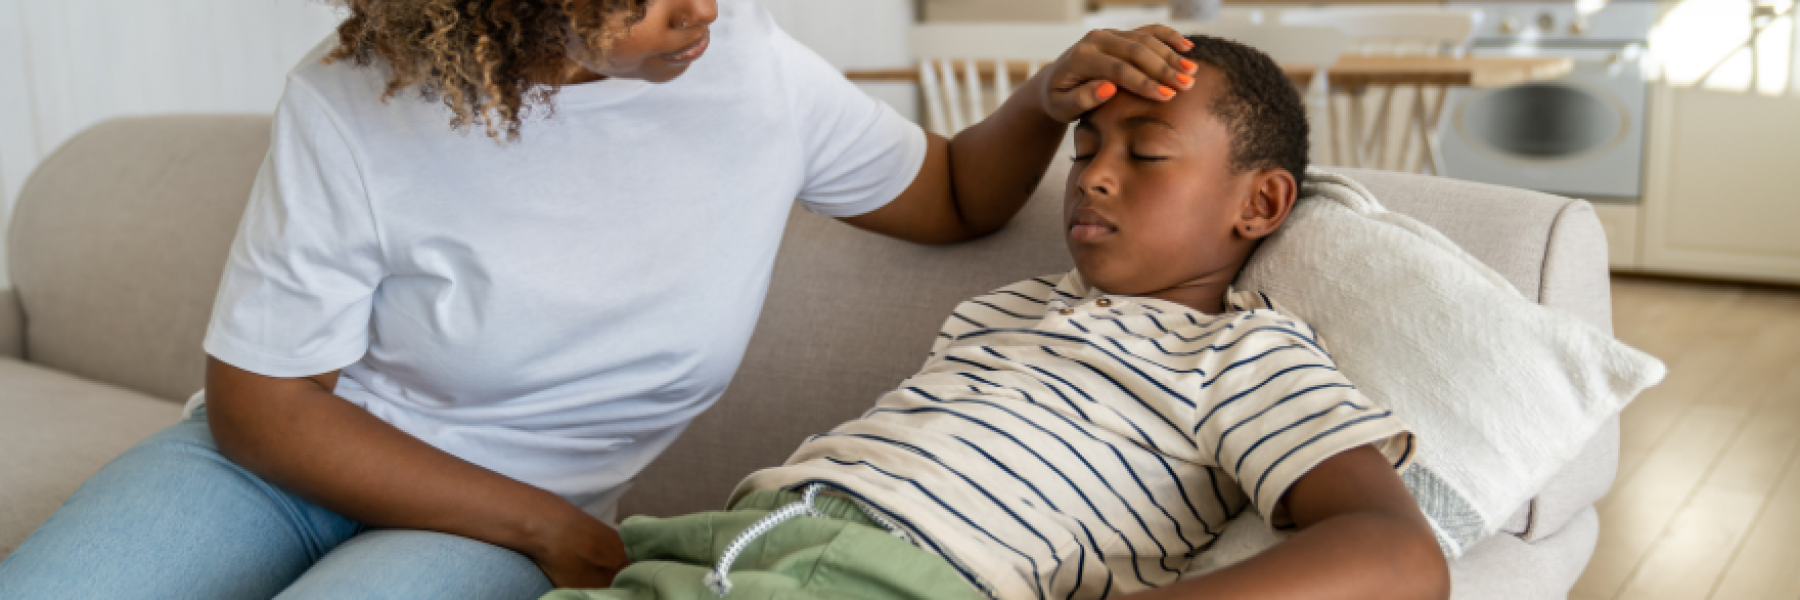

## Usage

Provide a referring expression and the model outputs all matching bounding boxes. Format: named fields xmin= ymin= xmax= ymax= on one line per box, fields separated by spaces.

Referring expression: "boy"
xmin=549 ymin=34 xmax=1448 ymax=600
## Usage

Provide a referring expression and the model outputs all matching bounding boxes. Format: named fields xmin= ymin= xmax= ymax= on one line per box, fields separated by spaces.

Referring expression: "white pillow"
xmin=1231 ymin=169 xmax=1665 ymax=558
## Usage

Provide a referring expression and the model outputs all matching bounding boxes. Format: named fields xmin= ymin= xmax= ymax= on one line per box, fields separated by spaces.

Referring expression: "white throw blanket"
xmin=1186 ymin=169 xmax=1666 ymax=571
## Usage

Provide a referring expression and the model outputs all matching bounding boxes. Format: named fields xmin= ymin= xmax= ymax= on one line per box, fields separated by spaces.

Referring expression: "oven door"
xmin=1440 ymin=45 xmax=1647 ymax=199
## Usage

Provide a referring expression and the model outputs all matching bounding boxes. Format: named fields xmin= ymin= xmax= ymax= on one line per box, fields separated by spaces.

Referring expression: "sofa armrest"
xmin=0 ymin=287 xmax=20 ymax=359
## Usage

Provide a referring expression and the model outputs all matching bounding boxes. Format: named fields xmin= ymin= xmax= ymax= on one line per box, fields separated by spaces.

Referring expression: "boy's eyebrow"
xmin=1121 ymin=115 xmax=1177 ymax=132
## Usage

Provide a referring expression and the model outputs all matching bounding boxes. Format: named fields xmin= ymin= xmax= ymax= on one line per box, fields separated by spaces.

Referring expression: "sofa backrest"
xmin=620 ymin=160 xmax=1615 ymax=518
xmin=7 ymin=115 xmax=271 ymax=402
xmin=5 ymin=115 xmax=1613 ymax=526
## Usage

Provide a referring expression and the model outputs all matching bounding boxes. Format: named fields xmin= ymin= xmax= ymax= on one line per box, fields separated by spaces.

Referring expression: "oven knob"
xmin=1570 ymin=18 xmax=1589 ymax=35
xmin=1537 ymin=12 xmax=1557 ymax=32
xmin=1500 ymin=16 xmax=1522 ymax=34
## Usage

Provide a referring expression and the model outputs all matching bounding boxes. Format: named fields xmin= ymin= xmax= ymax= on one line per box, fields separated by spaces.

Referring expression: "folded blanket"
xmin=1215 ymin=168 xmax=1664 ymax=561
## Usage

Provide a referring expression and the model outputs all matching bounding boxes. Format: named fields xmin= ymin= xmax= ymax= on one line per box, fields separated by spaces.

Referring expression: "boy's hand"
xmin=1036 ymin=25 xmax=1200 ymax=123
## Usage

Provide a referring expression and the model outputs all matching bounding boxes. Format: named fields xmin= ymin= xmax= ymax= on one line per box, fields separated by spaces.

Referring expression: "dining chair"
xmin=908 ymin=24 xmax=1088 ymax=136
xmin=1279 ymin=8 xmax=1480 ymax=173
xmin=1168 ymin=22 xmax=1347 ymax=170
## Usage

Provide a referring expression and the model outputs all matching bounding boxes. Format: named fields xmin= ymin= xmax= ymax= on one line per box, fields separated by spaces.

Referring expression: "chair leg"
xmin=1347 ymin=88 xmax=1365 ymax=169
xmin=1422 ymin=86 xmax=1451 ymax=176
xmin=1360 ymin=85 xmax=1396 ymax=170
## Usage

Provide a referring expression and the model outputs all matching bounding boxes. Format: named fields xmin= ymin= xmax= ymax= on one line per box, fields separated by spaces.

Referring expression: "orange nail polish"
xmin=1177 ymin=73 xmax=1194 ymax=86
xmin=1180 ymin=59 xmax=1197 ymax=72
xmin=1180 ymin=39 xmax=1195 ymax=50
xmin=1158 ymin=85 xmax=1176 ymax=98
xmin=1097 ymin=82 xmax=1116 ymax=100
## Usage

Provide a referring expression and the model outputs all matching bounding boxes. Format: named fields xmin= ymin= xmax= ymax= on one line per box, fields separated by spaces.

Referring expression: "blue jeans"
xmin=0 ymin=409 xmax=554 ymax=599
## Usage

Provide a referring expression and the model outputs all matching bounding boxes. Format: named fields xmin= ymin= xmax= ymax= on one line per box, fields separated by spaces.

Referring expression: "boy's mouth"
xmin=1068 ymin=208 xmax=1118 ymax=243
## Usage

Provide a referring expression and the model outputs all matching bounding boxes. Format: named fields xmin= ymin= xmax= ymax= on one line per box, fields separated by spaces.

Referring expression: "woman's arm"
xmin=842 ymin=25 xmax=1200 ymax=244
xmin=1125 ymin=446 xmax=1451 ymax=600
xmin=204 ymin=357 xmax=628 ymax=587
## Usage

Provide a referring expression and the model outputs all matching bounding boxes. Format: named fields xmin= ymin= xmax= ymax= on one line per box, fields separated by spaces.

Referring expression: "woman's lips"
xmin=1068 ymin=208 xmax=1117 ymax=243
xmin=662 ymin=32 xmax=710 ymax=63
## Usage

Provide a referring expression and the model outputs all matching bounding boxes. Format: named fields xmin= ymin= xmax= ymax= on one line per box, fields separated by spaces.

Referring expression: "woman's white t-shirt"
xmin=202 ymin=0 xmax=927 ymax=517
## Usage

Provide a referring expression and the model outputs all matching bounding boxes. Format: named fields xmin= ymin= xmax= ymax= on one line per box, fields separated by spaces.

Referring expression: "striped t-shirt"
xmin=735 ymin=270 xmax=1415 ymax=599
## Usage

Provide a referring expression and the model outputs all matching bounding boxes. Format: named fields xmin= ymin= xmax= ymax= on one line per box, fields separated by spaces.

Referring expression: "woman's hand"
xmin=526 ymin=506 xmax=632 ymax=588
xmin=1036 ymin=25 xmax=1200 ymax=123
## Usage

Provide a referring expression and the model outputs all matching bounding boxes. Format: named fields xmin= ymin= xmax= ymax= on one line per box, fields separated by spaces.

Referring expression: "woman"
xmin=0 ymin=0 xmax=1198 ymax=597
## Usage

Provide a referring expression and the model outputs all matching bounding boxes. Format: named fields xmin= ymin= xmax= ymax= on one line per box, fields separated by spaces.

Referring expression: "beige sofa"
xmin=1 ymin=115 xmax=1618 ymax=598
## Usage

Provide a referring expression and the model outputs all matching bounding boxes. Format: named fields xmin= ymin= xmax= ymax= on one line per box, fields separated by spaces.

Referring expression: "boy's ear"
xmin=1234 ymin=168 xmax=1297 ymax=241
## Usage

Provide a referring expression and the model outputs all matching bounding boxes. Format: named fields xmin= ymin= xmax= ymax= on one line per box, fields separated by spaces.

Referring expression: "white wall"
xmin=0 ymin=0 xmax=914 ymax=286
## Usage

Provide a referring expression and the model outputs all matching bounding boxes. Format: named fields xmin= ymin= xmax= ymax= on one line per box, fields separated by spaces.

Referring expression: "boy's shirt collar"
xmin=1058 ymin=269 xmax=1272 ymax=316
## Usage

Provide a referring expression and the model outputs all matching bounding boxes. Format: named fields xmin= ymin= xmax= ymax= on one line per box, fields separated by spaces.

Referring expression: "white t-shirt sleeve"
xmin=202 ymin=78 xmax=386 ymax=378
xmin=771 ymin=24 xmax=928 ymax=217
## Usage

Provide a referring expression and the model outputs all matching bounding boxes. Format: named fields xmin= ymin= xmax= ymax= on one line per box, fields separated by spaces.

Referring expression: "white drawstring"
xmin=703 ymin=484 xmax=916 ymax=597
xmin=704 ymin=484 xmax=828 ymax=596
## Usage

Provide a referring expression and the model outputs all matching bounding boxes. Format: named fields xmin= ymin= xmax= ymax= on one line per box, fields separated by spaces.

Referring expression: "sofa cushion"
xmin=8 ymin=115 xmax=270 ymax=402
xmin=0 ymin=357 xmax=182 ymax=557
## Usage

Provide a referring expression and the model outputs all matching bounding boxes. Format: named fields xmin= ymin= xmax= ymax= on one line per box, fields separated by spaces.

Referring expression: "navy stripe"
xmin=953 ymin=435 xmax=1065 ymax=514
xmin=1249 ymin=411 xmax=1395 ymax=508
xmin=994 ymin=289 xmax=1051 ymax=305
xmin=1041 ymin=347 xmax=1192 ymax=448
xmin=1061 ymin=342 xmax=1201 ymax=415
xmin=1139 ymin=325 xmax=1329 ymax=357
xmin=877 ymin=398 xmax=1163 ymax=587
xmin=945 ymin=355 xmax=999 ymax=372
xmin=951 ymin=311 xmax=987 ymax=328
xmin=1194 ymin=363 xmax=1342 ymax=435
xmin=970 ymin=299 xmax=1041 ymax=320
xmin=816 ymin=443 xmax=1056 ymax=599
xmin=1097 ymin=337 xmax=1208 ymax=377
xmin=1216 ymin=384 xmax=1362 ymax=471
xmin=1201 ymin=344 xmax=1311 ymax=388
xmin=1016 ymin=363 xmax=1096 ymax=422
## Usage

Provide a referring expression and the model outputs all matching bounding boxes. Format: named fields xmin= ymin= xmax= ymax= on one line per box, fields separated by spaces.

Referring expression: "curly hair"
xmin=324 ymin=0 xmax=650 ymax=141
xmin=1180 ymin=34 xmax=1310 ymax=188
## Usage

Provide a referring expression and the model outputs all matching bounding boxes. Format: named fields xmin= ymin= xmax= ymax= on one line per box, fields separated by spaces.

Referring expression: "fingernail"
xmin=1180 ymin=39 xmax=1194 ymax=49
xmin=1097 ymin=82 xmax=1116 ymax=100
xmin=1177 ymin=73 xmax=1194 ymax=86
xmin=1180 ymin=59 xmax=1197 ymax=72
xmin=1158 ymin=85 xmax=1176 ymax=98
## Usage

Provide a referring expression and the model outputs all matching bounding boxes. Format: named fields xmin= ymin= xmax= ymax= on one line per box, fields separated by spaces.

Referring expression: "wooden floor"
xmin=1571 ymin=275 xmax=1800 ymax=600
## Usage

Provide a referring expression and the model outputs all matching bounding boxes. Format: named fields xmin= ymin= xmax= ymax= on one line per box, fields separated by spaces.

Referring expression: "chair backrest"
xmin=1169 ymin=21 xmax=1347 ymax=68
xmin=1278 ymin=8 xmax=1479 ymax=56
xmin=908 ymin=24 xmax=1087 ymax=135
xmin=6 ymin=115 xmax=269 ymax=402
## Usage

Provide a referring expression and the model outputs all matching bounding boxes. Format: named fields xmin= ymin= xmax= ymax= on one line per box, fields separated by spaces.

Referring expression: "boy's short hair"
xmin=1180 ymin=35 xmax=1310 ymax=189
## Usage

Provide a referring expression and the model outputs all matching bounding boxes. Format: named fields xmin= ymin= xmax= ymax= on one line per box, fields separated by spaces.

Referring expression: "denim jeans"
xmin=0 ymin=409 xmax=554 ymax=599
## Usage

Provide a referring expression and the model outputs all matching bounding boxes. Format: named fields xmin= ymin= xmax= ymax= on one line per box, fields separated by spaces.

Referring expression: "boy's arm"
xmin=1124 ymin=445 xmax=1450 ymax=600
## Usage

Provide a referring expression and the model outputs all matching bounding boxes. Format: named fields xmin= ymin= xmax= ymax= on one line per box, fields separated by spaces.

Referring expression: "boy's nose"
xmin=1077 ymin=159 xmax=1118 ymax=198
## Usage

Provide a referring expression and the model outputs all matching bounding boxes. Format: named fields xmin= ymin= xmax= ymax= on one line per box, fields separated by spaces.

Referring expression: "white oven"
xmin=1440 ymin=2 xmax=1655 ymax=201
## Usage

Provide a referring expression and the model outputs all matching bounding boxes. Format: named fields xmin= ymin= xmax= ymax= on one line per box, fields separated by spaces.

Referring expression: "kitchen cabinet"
xmin=1640 ymin=83 xmax=1800 ymax=285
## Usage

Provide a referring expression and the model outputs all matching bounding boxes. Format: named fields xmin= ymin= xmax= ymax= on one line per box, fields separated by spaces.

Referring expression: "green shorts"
xmin=542 ymin=489 xmax=985 ymax=600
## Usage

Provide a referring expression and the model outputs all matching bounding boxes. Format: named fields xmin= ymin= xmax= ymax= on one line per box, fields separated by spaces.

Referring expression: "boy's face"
xmin=1064 ymin=64 xmax=1291 ymax=303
